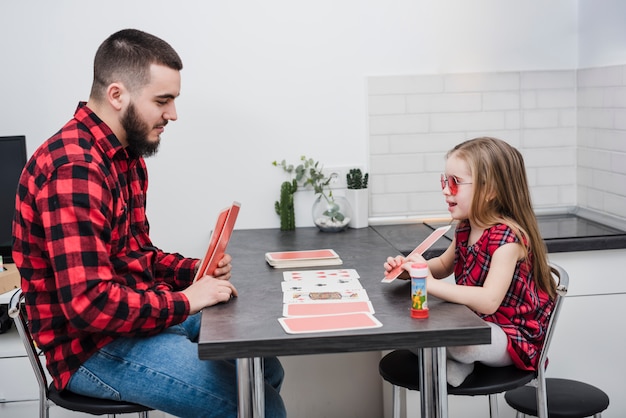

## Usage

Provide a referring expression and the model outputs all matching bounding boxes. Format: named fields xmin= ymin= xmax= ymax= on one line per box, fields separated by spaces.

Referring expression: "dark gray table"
xmin=198 ymin=227 xmax=490 ymax=418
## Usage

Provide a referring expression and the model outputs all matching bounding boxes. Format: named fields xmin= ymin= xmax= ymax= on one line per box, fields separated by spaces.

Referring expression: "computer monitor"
xmin=0 ymin=135 xmax=27 ymax=264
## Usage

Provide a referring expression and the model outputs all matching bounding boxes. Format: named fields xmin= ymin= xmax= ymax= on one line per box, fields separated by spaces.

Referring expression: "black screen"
xmin=0 ymin=136 xmax=27 ymax=264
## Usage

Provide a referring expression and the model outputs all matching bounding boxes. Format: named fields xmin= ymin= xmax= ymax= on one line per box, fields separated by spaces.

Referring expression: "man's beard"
xmin=121 ymin=102 xmax=163 ymax=158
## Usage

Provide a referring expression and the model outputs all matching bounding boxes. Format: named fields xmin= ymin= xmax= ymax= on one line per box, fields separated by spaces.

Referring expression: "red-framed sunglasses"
xmin=440 ymin=174 xmax=472 ymax=196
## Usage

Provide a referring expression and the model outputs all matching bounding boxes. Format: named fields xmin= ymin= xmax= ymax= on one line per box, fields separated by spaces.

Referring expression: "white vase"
xmin=345 ymin=189 xmax=369 ymax=229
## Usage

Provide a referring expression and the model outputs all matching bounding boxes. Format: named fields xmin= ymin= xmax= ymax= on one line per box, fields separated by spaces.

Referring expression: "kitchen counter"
xmin=370 ymin=213 xmax=626 ymax=257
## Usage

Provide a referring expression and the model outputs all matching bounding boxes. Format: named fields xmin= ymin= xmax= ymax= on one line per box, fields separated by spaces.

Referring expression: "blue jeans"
xmin=67 ymin=313 xmax=286 ymax=418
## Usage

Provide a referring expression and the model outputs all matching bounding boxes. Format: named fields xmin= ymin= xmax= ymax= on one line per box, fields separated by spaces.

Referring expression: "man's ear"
xmin=106 ymin=82 xmax=128 ymax=111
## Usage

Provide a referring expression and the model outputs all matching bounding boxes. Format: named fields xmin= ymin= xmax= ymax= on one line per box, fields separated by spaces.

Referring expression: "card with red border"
xmin=194 ymin=202 xmax=241 ymax=281
xmin=278 ymin=312 xmax=382 ymax=334
xmin=282 ymin=300 xmax=374 ymax=317
xmin=382 ymin=224 xmax=451 ymax=283
xmin=265 ymin=249 xmax=342 ymax=268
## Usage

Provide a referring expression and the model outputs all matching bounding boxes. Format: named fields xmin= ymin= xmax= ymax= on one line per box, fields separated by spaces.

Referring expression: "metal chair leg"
xmin=392 ymin=384 xmax=401 ymax=418
xmin=488 ymin=394 xmax=499 ymax=418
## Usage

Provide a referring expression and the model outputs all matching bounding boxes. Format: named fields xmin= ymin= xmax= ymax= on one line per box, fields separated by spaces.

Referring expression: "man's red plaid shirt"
xmin=12 ymin=103 xmax=197 ymax=390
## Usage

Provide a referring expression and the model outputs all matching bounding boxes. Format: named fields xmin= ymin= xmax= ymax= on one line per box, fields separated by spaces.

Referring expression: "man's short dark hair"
xmin=90 ymin=29 xmax=183 ymax=100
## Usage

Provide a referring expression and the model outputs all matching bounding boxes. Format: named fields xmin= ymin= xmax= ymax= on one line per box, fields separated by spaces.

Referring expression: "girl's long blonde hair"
xmin=448 ymin=137 xmax=557 ymax=299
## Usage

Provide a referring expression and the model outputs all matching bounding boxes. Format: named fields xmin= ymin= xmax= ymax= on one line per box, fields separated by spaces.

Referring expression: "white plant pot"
xmin=345 ymin=189 xmax=369 ymax=229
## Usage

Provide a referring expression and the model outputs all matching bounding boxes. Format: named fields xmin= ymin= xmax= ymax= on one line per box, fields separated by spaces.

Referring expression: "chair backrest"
xmin=536 ymin=263 xmax=569 ymax=375
xmin=532 ymin=262 xmax=569 ymax=418
xmin=8 ymin=288 xmax=51 ymax=406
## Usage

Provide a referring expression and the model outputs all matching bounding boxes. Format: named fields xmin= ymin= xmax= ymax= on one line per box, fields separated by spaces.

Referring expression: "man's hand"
xmin=182 ymin=275 xmax=238 ymax=314
xmin=183 ymin=253 xmax=236 ymax=314
xmin=211 ymin=253 xmax=232 ymax=280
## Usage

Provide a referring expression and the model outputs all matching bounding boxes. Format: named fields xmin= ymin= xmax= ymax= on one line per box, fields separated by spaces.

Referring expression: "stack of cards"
xmin=265 ymin=249 xmax=342 ymax=269
xmin=277 ymin=269 xmax=382 ymax=334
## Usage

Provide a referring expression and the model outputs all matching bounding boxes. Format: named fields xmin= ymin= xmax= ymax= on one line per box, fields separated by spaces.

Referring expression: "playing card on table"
xmin=281 ymin=277 xmax=363 ymax=292
xmin=282 ymin=269 xmax=360 ymax=281
xmin=282 ymin=288 xmax=369 ymax=303
xmin=278 ymin=312 xmax=382 ymax=334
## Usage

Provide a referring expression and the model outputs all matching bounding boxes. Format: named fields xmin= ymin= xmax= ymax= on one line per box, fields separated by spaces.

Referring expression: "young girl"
xmin=384 ymin=137 xmax=557 ymax=387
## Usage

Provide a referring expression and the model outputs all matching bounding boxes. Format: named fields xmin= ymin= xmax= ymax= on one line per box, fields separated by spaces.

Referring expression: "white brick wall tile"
xmin=585 ymin=188 xmax=605 ymax=211
xmin=368 ymin=75 xmax=444 ymax=95
xmin=595 ymin=130 xmax=626 ymax=152
xmin=408 ymin=192 xmax=446 ymax=214
xmin=530 ymin=186 xmax=562 ymax=206
xmin=371 ymin=193 xmax=409 ymax=214
xmin=504 ymin=111 xmax=521 ymax=129
xmin=576 ymin=108 xmax=614 ymax=129
xmin=578 ymin=148 xmax=612 ymax=171
xmin=613 ymin=109 xmax=626 ymax=130
xmin=559 ymin=109 xmax=576 ymax=128
xmin=483 ymin=92 xmax=520 ymax=110
xmin=369 ymin=135 xmax=390 ymax=155
xmin=576 ymin=167 xmax=593 ymax=188
xmin=407 ymin=93 xmax=482 ymax=113
xmin=534 ymin=166 xmax=576 ymax=187
xmin=603 ymin=86 xmax=626 ymax=108
xmin=522 ymin=128 xmax=576 ymax=148
xmin=577 ymin=87 xmax=604 ymax=108
xmin=605 ymin=193 xmax=626 ymax=218
xmin=522 ymin=71 xmax=575 ymax=90
xmin=430 ymin=111 xmax=506 ymax=132
xmin=444 ymin=72 xmax=519 ymax=92
xmin=424 ymin=153 xmax=448 ymax=172
xmin=368 ymin=95 xmax=406 ymax=115
xmin=577 ymin=66 xmax=624 ymax=87
xmin=369 ymin=114 xmax=429 ymax=135
xmin=558 ymin=184 xmax=577 ymax=205
xmin=385 ymin=173 xmax=435 ymax=193
xmin=463 ymin=131 xmax=522 ymax=147
xmin=522 ymin=91 xmax=537 ymax=109
xmin=611 ymin=152 xmax=626 ymax=174
xmin=524 ymin=147 xmax=576 ymax=168
xmin=522 ymin=109 xmax=560 ymax=129
xmin=388 ymin=133 xmax=460 ymax=154
xmin=536 ymin=89 xmax=576 ymax=108
xmin=370 ymin=153 xmax=424 ymax=174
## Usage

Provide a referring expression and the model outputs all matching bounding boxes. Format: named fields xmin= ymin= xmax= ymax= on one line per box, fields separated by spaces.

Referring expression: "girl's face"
xmin=442 ymin=154 xmax=474 ymax=220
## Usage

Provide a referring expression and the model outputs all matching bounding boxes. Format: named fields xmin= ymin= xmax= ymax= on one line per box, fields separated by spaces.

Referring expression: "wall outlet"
xmin=323 ymin=166 xmax=353 ymax=190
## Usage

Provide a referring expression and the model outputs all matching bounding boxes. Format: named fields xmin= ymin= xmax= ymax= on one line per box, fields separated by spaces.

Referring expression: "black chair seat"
xmin=379 ymin=349 xmax=535 ymax=396
xmin=49 ymin=384 xmax=152 ymax=415
xmin=505 ymin=378 xmax=609 ymax=418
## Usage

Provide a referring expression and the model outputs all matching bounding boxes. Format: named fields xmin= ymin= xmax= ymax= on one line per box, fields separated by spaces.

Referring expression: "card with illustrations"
xmin=282 ymin=288 xmax=369 ymax=303
xmin=282 ymin=269 xmax=360 ymax=281
xmin=281 ymin=277 xmax=363 ymax=292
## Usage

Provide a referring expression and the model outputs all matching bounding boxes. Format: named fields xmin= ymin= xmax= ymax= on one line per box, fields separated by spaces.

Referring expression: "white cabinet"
xmin=0 ymin=319 xmax=172 ymax=417
xmin=0 ymin=327 xmax=40 ymax=403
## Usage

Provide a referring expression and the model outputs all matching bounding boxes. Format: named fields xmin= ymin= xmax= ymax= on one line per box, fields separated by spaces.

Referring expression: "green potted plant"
xmin=345 ymin=168 xmax=369 ymax=229
xmin=273 ymin=156 xmax=352 ymax=232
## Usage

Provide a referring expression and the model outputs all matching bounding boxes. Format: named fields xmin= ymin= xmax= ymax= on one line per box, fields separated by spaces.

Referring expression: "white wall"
xmin=0 ymin=0 xmax=577 ymax=258
xmin=578 ymin=0 xmax=626 ymax=68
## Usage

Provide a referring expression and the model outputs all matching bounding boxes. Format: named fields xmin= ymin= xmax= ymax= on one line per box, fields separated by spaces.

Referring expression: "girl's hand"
xmin=384 ymin=255 xmax=406 ymax=273
xmin=384 ymin=255 xmax=412 ymax=280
